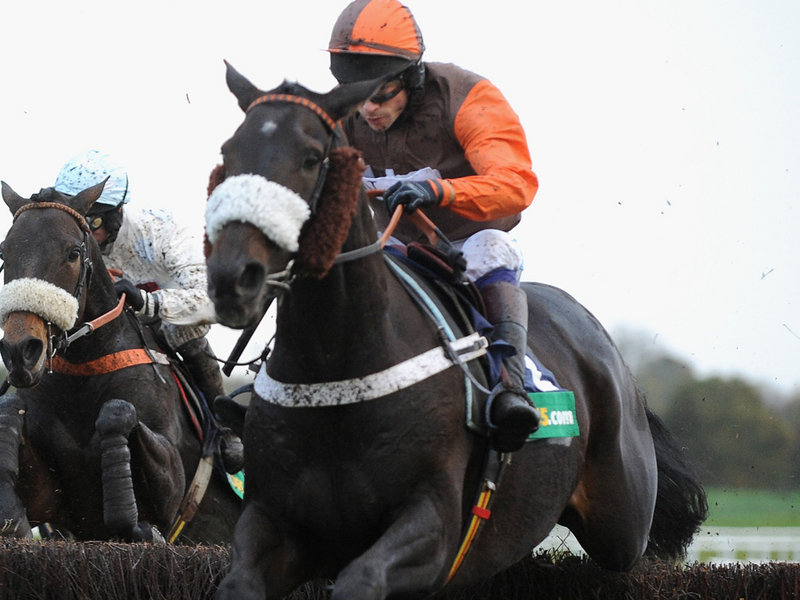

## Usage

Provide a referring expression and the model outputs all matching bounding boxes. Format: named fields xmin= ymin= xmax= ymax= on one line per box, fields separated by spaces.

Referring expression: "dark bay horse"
xmin=204 ymin=62 xmax=706 ymax=600
xmin=0 ymin=181 xmax=240 ymax=543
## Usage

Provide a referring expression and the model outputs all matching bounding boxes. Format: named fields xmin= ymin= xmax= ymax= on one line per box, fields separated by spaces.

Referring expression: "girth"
xmin=50 ymin=348 xmax=170 ymax=376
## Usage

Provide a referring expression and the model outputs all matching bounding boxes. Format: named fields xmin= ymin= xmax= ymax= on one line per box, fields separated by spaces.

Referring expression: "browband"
xmin=246 ymin=94 xmax=337 ymax=131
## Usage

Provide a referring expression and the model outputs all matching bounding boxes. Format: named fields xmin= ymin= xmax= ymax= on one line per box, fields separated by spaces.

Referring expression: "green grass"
xmin=704 ymin=487 xmax=800 ymax=527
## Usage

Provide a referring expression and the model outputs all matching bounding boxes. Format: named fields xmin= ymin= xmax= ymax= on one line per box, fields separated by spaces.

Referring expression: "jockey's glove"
xmin=114 ymin=278 xmax=158 ymax=318
xmin=384 ymin=180 xmax=444 ymax=215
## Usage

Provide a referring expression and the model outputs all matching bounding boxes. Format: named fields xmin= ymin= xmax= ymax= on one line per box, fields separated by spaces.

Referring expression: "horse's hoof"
xmin=96 ymin=398 xmax=138 ymax=437
xmin=131 ymin=522 xmax=165 ymax=544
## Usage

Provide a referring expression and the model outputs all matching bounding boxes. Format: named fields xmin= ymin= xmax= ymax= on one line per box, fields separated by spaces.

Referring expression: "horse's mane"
xmin=29 ymin=187 xmax=64 ymax=204
xmin=205 ymin=146 xmax=365 ymax=279
xmin=276 ymin=80 xmax=326 ymax=105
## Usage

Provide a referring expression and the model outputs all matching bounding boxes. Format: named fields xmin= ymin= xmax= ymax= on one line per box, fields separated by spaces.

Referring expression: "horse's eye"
xmin=302 ymin=153 xmax=322 ymax=170
xmin=68 ymin=247 xmax=81 ymax=261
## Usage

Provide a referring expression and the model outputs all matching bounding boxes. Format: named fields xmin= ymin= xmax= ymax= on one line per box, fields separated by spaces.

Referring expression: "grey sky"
xmin=1 ymin=0 xmax=797 ymax=393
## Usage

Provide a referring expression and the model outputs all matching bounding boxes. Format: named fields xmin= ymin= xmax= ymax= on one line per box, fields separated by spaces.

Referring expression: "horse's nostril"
xmin=239 ymin=262 xmax=266 ymax=294
xmin=21 ymin=338 xmax=44 ymax=366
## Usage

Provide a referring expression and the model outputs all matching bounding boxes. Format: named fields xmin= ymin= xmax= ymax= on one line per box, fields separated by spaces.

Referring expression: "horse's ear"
xmin=70 ymin=178 xmax=109 ymax=217
xmin=1 ymin=181 xmax=28 ymax=215
xmin=225 ymin=60 xmax=263 ymax=113
xmin=323 ymin=76 xmax=388 ymax=122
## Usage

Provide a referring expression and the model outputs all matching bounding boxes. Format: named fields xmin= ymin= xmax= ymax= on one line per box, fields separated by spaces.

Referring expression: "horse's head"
xmin=204 ymin=61 xmax=384 ymax=329
xmin=0 ymin=180 xmax=106 ymax=387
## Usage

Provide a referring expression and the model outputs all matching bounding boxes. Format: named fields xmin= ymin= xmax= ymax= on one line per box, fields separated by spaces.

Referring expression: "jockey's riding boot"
xmin=481 ymin=281 xmax=541 ymax=453
xmin=177 ymin=337 xmax=244 ymax=474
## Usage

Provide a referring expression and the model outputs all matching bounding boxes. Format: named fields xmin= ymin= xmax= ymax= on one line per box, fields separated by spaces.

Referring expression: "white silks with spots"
xmin=103 ymin=204 xmax=216 ymax=348
xmin=460 ymin=229 xmax=524 ymax=282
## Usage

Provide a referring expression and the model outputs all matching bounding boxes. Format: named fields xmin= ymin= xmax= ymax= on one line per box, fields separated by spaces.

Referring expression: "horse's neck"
xmin=68 ymin=275 xmax=134 ymax=356
xmin=83 ymin=267 xmax=120 ymax=319
xmin=271 ymin=213 xmax=426 ymax=381
xmin=279 ymin=254 xmax=390 ymax=344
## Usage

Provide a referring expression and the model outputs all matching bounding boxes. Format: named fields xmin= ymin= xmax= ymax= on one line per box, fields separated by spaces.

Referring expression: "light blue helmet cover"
xmin=54 ymin=149 xmax=130 ymax=207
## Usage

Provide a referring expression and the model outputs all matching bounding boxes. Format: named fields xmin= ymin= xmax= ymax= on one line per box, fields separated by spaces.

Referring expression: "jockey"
xmin=53 ymin=149 xmax=244 ymax=473
xmin=328 ymin=0 xmax=541 ymax=452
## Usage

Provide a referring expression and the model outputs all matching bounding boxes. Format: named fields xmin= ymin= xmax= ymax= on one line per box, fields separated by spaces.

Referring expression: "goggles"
xmin=367 ymin=80 xmax=404 ymax=105
xmin=86 ymin=215 xmax=106 ymax=231
xmin=85 ymin=204 xmax=122 ymax=231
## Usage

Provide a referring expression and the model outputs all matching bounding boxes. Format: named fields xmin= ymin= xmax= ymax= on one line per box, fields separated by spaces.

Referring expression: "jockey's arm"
xmin=441 ymin=79 xmax=538 ymax=222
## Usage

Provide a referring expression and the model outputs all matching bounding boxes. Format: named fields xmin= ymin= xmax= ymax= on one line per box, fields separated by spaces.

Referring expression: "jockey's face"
xmin=358 ymin=79 xmax=408 ymax=132
xmin=91 ymin=225 xmax=111 ymax=246
xmin=85 ymin=205 xmax=122 ymax=248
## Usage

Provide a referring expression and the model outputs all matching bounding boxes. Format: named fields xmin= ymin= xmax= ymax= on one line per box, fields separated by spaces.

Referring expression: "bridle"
xmin=246 ymin=93 xmax=337 ymax=216
xmin=242 ymin=93 xmax=385 ymax=292
xmin=219 ymin=94 xmax=457 ymax=375
xmin=13 ymin=201 xmax=94 ymax=300
xmin=9 ymin=201 xmax=126 ymax=364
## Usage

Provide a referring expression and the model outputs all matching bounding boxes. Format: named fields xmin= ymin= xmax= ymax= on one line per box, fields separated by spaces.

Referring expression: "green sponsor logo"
xmin=527 ymin=391 xmax=579 ymax=440
xmin=227 ymin=470 xmax=244 ymax=499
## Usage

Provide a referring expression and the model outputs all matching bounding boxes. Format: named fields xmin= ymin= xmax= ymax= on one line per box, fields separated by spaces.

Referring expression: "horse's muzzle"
xmin=206 ymin=222 xmax=280 ymax=330
xmin=0 ymin=312 xmax=48 ymax=388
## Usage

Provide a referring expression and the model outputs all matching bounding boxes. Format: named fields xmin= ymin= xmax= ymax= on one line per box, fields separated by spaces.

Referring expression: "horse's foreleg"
xmin=332 ymin=493 xmax=457 ymax=600
xmin=216 ymin=501 xmax=309 ymax=600
xmin=96 ymin=398 xmax=183 ymax=542
xmin=0 ymin=394 xmax=32 ymax=538
xmin=96 ymin=399 xmax=139 ymax=538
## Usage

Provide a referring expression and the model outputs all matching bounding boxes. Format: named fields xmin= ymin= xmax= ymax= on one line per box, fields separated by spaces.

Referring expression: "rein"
xmin=371 ymin=190 xmax=444 ymax=248
xmin=47 ymin=286 xmax=128 ymax=372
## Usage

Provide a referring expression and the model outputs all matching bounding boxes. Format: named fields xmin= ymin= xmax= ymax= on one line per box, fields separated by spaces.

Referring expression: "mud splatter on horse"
xmin=204 ymin=62 xmax=706 ymax=599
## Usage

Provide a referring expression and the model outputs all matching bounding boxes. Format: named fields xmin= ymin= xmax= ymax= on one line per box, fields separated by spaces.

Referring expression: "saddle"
xmin=386 ymin=242 xmax=485 ymax=338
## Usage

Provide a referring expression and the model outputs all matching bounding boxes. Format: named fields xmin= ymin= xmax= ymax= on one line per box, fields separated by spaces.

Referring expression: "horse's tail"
xmin=644 ymin=407 xmax=708 ymax=560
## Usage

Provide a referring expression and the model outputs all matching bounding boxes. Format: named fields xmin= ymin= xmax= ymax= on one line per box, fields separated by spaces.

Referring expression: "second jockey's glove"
xmin=114 ymin=278 xmax=158 ymax=318
xmin=384 ymin=180 xmax=444 ymax=215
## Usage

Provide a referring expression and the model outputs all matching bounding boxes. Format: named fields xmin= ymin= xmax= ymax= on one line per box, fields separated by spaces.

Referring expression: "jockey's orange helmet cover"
xmin=328 ymin=0 xmax=425 ymax=84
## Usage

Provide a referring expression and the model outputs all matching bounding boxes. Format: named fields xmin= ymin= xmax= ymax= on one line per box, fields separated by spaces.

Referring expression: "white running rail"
xmin=536 ymin=526 xmax=800 ymax=564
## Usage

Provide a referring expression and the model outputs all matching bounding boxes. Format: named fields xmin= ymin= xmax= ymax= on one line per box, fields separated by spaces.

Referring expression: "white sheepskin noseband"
xmin=205 ymin=175 xmax=311 ymax=252
xmin=0 ymin=278 xmax=79 ymax=331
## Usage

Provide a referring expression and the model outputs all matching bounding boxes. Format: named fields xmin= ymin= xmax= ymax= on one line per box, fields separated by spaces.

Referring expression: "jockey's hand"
xmin=384 ymin=180 xmax=443 ymax=215
xmin=114 ymin=278 xmax=147 ymax=313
